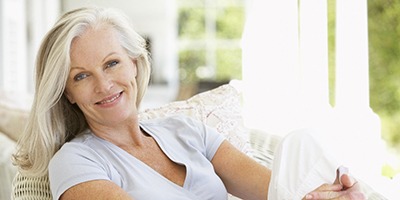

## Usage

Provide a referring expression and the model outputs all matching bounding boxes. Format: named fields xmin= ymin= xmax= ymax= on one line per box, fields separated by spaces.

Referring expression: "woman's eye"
xmin=74 ymin=73 xmax=88 ymax=81
xmin=106 ymin=60 xmax=119 ymax=68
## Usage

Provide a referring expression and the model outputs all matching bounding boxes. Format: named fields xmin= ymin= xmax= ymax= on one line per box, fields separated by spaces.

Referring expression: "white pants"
xmin=268 ymin=129 xmax=341 ymax=200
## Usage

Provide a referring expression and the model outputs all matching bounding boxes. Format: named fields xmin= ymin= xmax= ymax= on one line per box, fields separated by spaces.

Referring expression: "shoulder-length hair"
xmin=13 ymin=7 xmax=151 ymax=176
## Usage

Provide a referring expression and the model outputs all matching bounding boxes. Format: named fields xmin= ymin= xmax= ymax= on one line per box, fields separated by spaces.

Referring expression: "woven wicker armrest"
xmin=12 ymin=172 xmax=52 ymax=200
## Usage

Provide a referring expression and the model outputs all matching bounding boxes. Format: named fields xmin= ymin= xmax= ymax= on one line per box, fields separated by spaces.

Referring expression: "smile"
xmin=96 ymin=92 xmax=122 ymax=105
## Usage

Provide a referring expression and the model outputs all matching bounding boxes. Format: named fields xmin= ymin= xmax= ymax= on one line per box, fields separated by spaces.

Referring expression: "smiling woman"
xmin=11 ymin=6 xmax=367 ymax=200
xmin=65 ymin=26 xmax=139 ymax=128
xmin=13 ymin=6 xmax=151 ymax=177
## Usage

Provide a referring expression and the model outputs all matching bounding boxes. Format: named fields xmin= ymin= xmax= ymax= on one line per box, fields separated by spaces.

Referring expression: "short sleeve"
xmin=48 ymin=143 xmax=112 ymax=199
xmin=169 ymin=115 xmax=226 ymax=161
xmin=140 ymin=115 xmax=225 ymax=162
xmin=201 ymin=121 xmax=226 ymax=161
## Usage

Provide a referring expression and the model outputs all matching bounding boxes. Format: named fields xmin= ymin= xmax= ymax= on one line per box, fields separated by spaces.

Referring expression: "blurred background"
xmin=0 ymin=0 xmax=399 ymax=187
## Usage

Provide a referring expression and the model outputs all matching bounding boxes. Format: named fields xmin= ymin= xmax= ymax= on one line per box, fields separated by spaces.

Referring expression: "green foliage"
xmin=369 ymin=0 xmax=400 ymax=149
xmin=178 ymin=1 xmax=245 ymax=84
xmin=368 ymin=0 xmax=400 ymax=177
xmin=328 ymin=0 xmax=336 ymax=106
xmin=216 ymin=49 xmax=242 ymax=80
xmin=382 ymin=163 xmax=400 ymax=178
xmin=179 ymin=49 xmax=206 ymax=83
xmin=178 ymin=8 xmax=205 ymax=39
xmin=216 ymin=7 xmax=245 ymax=39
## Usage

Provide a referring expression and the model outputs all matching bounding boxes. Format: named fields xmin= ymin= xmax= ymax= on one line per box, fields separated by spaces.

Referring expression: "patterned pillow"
xmin=139 ymin=84 xmax=250 ymax=153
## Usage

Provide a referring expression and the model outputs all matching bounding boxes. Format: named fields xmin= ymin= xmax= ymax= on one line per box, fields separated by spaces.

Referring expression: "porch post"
xmin=242 ymin=0 xmax=301 ymax=136
xmin=334 ymin=0 xmax=383 ymax=183
xmin=298 ymin=0 xmax=331 ymax=115
xmin=0 ymin=0 xmax=27 ymax=93
xmin=27 ymin=0 xmax=60 ymax=93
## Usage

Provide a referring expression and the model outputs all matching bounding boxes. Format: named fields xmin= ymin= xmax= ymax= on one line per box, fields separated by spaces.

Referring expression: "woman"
xmin=13 ymin=7 xmax=365 ymax=200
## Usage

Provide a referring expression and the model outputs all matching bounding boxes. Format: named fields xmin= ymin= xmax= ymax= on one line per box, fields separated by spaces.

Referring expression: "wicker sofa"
xmin=0 ymin=91 xmax=32 ymax=200
xmin=0 ymin=84 xmax=280 ymax=199
xmin=0 ymin=84 xmax=388 ymax=199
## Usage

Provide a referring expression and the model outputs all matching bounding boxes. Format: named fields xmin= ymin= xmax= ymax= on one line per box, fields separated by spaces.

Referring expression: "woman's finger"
xmin=305 ymin=190 xmax=345 ymax=199
xmin=305 ymin=191 xmax=365 ymax=200
xmin=340 ymin=174 xmax=358 ymax=189
xmin=335 ymin=166 xmax=349 ymax=185
xmin=303 ymin=184 xmax=343 ymax=199
xmin=314 ymin=183 xmax=343 ymax=191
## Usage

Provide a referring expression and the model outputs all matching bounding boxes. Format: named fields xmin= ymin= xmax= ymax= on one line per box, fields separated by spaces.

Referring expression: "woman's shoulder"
xmin=50 ymin=130 xmax=106 ymax=165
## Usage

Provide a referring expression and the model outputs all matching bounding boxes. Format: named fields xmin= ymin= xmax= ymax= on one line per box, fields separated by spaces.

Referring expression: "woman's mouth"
xmin=96 ymin=92 xmax=122 ymax=105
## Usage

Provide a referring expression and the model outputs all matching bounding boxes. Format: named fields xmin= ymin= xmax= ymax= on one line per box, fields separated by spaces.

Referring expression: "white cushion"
xmin=139 ymin=84 xmax=251 ymax=154
xmin=0 ymin=104 xmax=29 ymax=142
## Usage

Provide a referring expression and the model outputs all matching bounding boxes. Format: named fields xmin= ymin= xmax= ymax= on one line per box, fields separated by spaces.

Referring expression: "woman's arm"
xmin=211 ymin=140 xmax=271 ymax=200
xmin=59 ymin=180 xmax=133 ymax=200
xmin=212 ymin=140 xmax=366 ymax=200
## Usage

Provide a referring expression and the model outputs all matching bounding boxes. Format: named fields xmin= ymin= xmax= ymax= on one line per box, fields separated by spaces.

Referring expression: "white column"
xmin=333 ymin=0 xmax=383 ymax=184
xmin=27 ymin=0 xmax=60 ymax=93
xmin=0 ymin=0 xmax=59 ymax=94
xmin=0 ymin=0 xmax=27 ymax=93
xmin=242 ymin=0 xmax=301 ymax=135
xmin=164 ymin=0 xmax=179 ymax=91
xmin=335 ymin=0 xmax=370 ymax=110
xmin=299 ymin=0 xmax=330 ymax=112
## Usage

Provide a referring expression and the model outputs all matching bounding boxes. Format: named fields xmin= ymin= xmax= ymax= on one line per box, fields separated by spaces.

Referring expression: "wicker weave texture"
xmin=12 ymin=173 xmax=51 ymax=200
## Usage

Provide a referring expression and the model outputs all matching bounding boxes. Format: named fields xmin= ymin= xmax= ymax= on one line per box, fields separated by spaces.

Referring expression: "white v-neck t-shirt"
xmin=49 ymin=115 xmax=227 ymax=200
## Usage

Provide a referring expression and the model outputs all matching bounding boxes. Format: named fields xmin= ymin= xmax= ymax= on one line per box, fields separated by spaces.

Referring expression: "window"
xmin=177 ymin=0 xmax=246 ymax=88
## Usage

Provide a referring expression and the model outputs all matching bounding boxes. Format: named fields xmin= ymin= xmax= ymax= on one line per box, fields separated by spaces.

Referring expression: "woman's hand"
xmin=302 ymin=167 xmax=366 ymax=200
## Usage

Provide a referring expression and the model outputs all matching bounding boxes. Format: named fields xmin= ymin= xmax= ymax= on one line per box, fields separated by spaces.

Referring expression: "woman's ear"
xmin=64 ymin=91 xmax=76 ymax=104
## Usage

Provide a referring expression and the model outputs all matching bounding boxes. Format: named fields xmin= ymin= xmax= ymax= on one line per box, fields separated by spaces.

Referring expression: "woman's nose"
xmin=94 ymin=73 xmax=113 ymax=93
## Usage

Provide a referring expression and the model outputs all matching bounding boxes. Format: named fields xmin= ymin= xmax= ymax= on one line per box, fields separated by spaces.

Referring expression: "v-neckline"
xmin=138 ymin=125 xmax=189 ymax=188
xmin=91 ymin=127 xmax=190 ymax=189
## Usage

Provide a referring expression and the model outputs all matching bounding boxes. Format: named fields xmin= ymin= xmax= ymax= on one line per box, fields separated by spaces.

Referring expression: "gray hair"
xmin=13 ymin=7 xmax=151 ymax=176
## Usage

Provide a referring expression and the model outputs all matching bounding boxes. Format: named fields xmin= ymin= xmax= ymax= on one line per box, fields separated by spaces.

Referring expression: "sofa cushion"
xmin=139 ymin=84 xmax=250 ymax=154
xmin=0 ymin=91 xmax=31 ymax=142
xmin=0 ymin=104 xmax=29 ymax=142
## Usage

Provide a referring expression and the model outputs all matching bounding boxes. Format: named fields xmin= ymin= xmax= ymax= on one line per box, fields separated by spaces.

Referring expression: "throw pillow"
xmin=139 ymin=84 xmax=250 ymax=154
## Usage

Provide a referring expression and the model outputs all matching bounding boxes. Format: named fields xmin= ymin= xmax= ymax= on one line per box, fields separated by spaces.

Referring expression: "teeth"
xmin=99 ymin=93 xmax=120 ymax=104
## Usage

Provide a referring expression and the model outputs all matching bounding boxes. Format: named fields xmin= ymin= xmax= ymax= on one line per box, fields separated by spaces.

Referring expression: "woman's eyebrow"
xmin=70 ymin=66 xmax=86 ymax=71
xmin=102 ymin=52 xmax=118 ymax=63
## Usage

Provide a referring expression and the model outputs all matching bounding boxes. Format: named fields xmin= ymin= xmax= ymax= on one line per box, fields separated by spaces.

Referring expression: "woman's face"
xmin=65 ymin=25 xmax=138 ymax=128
